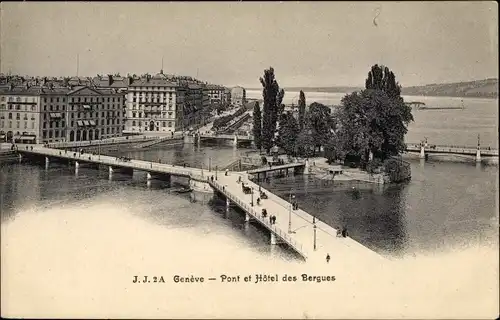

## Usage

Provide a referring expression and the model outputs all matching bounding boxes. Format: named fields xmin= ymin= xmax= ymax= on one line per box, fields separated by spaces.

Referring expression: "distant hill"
xmin=247 ymin=78 xmax=498 ymax=99
xmin=402 ymin=78 xmax=498 ymax=99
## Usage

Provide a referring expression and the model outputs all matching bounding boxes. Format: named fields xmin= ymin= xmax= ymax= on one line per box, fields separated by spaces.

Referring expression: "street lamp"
xmin=312 ymin=214 xmax=317 ymax=250
xmin=209 ymin=157 xmax=212 ymax=172
xmin=288 ymin=189 xmax=295 ymax=233
xmin=251 ymin=187 xmax=254 ymax=207
xmin=215 ymin=165 xmax=218 ymax=180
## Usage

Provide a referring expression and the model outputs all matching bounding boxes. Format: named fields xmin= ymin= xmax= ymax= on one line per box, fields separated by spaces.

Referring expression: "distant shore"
xmin=246 ymin=88 xmax=497 ymax=100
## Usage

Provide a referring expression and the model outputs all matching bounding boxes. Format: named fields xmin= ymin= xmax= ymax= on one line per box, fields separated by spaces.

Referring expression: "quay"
xmin=15 ymin=145 xmax=386 ymax=267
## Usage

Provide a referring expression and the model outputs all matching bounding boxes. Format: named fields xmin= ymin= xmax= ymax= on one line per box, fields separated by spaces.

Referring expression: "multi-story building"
xmin=205 ymin=84 xmax=226 ymax=105
xmin=231 ymin=86 xmax=246 ymax=106
xmin=0 ymin=84 xmax=42 ymax=143
xmin=124 ymin=75 xmax=186 ymax=133
xmin=62 ymin=86 xmax=125 ymax=142
xmin=184 ymin=83 xmax=203 ymax=128
xmin=224 ymin=87 xmax=232 ymax=105
xmin=0 ymin=83 xmax=125 ymax=144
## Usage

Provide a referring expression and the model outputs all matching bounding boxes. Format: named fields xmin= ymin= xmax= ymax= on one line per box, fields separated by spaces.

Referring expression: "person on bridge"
xmin=256 ymin=198 xmax=260 ymax=205
xmin=326 ymin=254 xmax=330 ymax=263
xmin=225 ymin=169 xmax=229 ymax=176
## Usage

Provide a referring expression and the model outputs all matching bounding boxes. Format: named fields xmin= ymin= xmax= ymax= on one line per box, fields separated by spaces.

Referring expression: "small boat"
xmin=173 ymin=187 xmax=193 ymax=194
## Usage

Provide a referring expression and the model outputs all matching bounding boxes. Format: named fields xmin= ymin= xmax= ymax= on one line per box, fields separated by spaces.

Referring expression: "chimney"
xmin=127 ymin=76 xmax=133 ymax=86
xmin=43 ymin=77 xmax=47 ymax=86
xmin=108 ymin=74 xmax=113 ymax=86
xmin=9 ymin=83 xmax=13 ymax=91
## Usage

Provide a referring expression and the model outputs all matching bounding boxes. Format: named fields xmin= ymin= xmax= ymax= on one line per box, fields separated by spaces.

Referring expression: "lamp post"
xmin=313 ymin=215 xmax=317 ymax=251
xmin=209 ymin=157 xmax=212 ymax=172
xmin=288 ymin=190 xmax=295 ymax=233
xmin=251 ymin=187 xmax=254 ymax=207
xmin=215 ymin=165 xmax=218 ymax=180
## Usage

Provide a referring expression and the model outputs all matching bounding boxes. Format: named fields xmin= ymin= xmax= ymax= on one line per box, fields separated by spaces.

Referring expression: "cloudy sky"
xmin=1 ymin=2 xmax=497 ymax=88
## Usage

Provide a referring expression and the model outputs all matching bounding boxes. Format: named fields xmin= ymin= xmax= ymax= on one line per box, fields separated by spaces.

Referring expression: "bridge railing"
xmin=47 ymin=135 xmax=153 ymax=149
xmin=209 ymin=179 xmax=306 ymax=258
xmin=406 ymin=142 xmax=497 ymax=151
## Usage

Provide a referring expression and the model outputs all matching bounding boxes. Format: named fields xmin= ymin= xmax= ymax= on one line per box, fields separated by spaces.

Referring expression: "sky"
xmin=0 ymin=2 xmax=498 ymax=88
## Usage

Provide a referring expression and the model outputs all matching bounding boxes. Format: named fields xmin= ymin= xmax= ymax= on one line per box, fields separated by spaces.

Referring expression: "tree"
xmin=295 ymin=129 xmax=315 ymax=158
xmin=298 ymin=90 xmax=306 ymax=130
xmin=336 ymin=88 xmax=413 ymax=163
xmin=307 ymin=102 xmax=335 ymax=154
xmin=260 ymin=67 xmax=284 ymax=153
xmin=252 ymin=102 xmax=262 ymax=150
xmin=276 ymin=112 xmax=299 ymax=156
xmin=365 ymin=64 xmax=401 ymax=99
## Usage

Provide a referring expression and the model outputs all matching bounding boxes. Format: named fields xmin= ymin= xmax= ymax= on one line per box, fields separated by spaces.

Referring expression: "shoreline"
xmin=246 ymin=89 xmax=498 ymax=100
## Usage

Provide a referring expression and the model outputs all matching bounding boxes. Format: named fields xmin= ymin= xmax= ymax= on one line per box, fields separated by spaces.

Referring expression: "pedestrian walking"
xmin=326 ymin=254 xmax=330 ymax=263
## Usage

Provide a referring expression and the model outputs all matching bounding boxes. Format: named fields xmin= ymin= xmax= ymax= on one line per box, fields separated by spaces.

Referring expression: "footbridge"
xmin=15 ymin=146 xmax=386 ymax=268
xmin=406 ymin=141 xmax=498 ymax=162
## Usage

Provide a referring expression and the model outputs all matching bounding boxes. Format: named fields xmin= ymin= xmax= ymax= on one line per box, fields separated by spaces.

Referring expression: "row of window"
xmin=0 ymin=104 xmax=37 ymax=111
xmin=2 ymin=113 xmax=36 ymax=120
xmin=0 ymin=120 xmax=35 ymax=130
xmin=130 ymin=105 xmax=175 ymax=111
xmin=129 ymin=120 xmax=174 ymax=128
xmin=42 ymin=104 xmax=123 ymax=112
xmin=0 ymin=96 xmax=37 ymax=103
xmin=42 ymin=126 xmax=124 ymax=139
xmin=41 ymin=96 xmax=122 ymax=103
xmin=129 ymin=87 xmax=176 ymax=92
xmin=130 ymin=112 xmax=174 ymax=118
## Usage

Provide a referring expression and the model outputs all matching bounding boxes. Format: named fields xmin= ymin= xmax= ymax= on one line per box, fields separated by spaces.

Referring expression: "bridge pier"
xmin=245 ymin=213 xmax=251 ymax=222
xmin=476 ymin=148 xmax=481 ymax=163
xmin=184 ymin=134 xmax=195 ymax=144
xmin=304 ymin=159 xmax=311 ymax=175
xmin=270 ymin=232 xmax=277 ymax=245
xmin=419 ymin=145 xmax=425 ymax=159
xmin=146 ymin=172 xmax=171 ymax=185
xmin=233 ymin=135 xmax=238 ymax=146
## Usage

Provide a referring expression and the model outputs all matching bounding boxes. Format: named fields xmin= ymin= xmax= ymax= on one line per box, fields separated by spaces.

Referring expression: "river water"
xmin=1 ymin=94 xmax=499 ymax=317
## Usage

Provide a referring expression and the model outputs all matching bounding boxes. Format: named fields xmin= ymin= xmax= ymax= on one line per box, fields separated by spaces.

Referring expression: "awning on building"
xmin=83 ymin=105 xmax=91 ymax=110
xmin=83 ymin=120 xmax=90 ymax=126
xmin=77 ymin=120 xmax=85 ymax=127
xmin=88 ymin=120 xmax=96 ymax=126
xmin=0 ymin=134 xmax=5 ymax=139
xmin=49 ymin=112 xmax=62 ymax=118
xmin=21 ymin=136 xmax=36 ymax=141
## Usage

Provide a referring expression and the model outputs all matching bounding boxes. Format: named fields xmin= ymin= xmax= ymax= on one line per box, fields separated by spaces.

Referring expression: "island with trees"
xmin=252 ymin=64 xmax=414 ymax=183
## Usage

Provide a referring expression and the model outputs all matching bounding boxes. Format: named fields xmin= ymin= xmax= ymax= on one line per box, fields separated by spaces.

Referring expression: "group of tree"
xmin=252 ymin=64 xmax=414 ymax=170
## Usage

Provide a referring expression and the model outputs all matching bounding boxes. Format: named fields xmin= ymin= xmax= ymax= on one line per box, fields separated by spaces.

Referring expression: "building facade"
xmin=63 ymin=86 xmax=125 ymax=142
xmin=205 ymin=84 xmax=226 ymax=105
xmin=0 ymin=84 xmax=125 ymax=144
xmin=125 ymin=76 xmax=186 ymax=133
xmin=231 ymin=86 xmax=246 ymax=106
xmin=0 ymin=84 xmax=42 ymax=143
